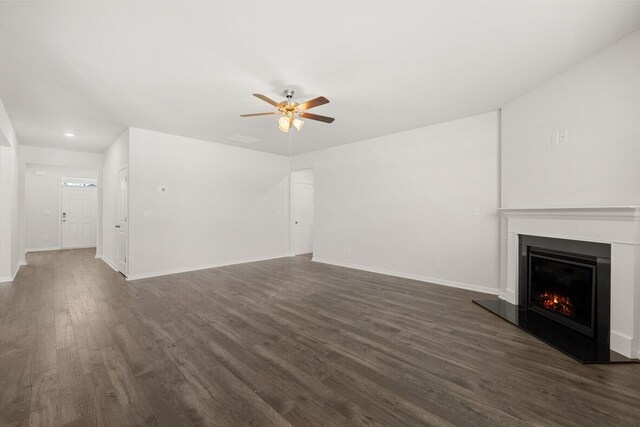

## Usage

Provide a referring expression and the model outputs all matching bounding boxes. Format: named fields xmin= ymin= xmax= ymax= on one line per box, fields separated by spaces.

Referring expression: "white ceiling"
xmin=0 ymin=1 xmax=639 ymax=156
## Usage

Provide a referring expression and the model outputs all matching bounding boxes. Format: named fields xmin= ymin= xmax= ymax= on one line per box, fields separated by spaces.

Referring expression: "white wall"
xmin=127 ymin=128 xmax=289 ymax=279
xmin=18 ymin=145 xmax=103 ymax=263
xmin=25 ymin=164 xmax=98 ymax=251
xmin=101 ymin=129 xmax=129 ymax=269
xmin=501 ymin=30 xmax=640 ymax=208
xmin=291 ymin=111 xmax=501 ymax=293
xmin=0 ymin=97 xmax=20 ymax=281
xmin=0 ymin=146 xmax=13 ymax=280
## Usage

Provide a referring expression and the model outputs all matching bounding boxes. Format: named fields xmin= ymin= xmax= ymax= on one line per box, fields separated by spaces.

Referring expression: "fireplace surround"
xmin=476 ymin=206 xmax=640 ymax=363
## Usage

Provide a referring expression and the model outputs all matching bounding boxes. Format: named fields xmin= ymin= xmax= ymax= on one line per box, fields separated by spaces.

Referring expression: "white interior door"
xmin=61 ymin=185 xmax=97 ymax=248
xmin=293 ymin=182 xmax=314 ymax=255
xmin=116 ymin=168 xmax=128 ymax=275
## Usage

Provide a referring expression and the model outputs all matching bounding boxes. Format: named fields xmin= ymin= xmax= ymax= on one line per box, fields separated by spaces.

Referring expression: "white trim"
xmin=126 ymin=253 xmax=290 ymax=281
xmin=58 ymin=176 xmax=62 ymax=248
xmin=0 ymin=276 xmax=11 ymax=283
xmin=312 ymin=257 xmax=501 ymax=295
xmin=7 ymin=261 xmax=26 ymax=281
xmin=98 ymin=255 xmax=119 ymax=272
xmin=25 ymin=246 xmax=61 ymax=252
xmin=610 ymin=330 xmax=635 ymax=359
xmin=26 ymin=246 xmax=96 ymax=252
xmin=498 ymin=206 xmax=640 ymax=222
xmin=498 ymin=206 xmax=640 ymax=211
xmin=499 ymin=288 xmax=516 ymax=302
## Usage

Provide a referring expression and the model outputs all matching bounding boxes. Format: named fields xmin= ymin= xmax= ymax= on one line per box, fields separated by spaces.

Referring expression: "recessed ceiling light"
xmin=64 ymin=132 xmax=75 ymax=137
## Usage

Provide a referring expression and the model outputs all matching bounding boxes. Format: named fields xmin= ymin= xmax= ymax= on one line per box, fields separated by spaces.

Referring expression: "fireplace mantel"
xmin=499 ymin=206 xmax=640 ymax=223
xmin=499 ymin=206 xmax=640 ymax=359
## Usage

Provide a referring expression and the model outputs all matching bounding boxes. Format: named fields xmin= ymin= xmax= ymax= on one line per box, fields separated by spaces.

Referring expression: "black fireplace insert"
xmin=519 ymin=235 xmax=611 ymax=347
xmin=528 ymin=249 xmax=596 ymax=337
xmin=473 ymin=236 xmax=634 ymax=364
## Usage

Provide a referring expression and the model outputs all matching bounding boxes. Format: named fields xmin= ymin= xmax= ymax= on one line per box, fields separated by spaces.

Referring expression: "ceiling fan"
xmin=241 ymin=89 xmax=335 ymax=133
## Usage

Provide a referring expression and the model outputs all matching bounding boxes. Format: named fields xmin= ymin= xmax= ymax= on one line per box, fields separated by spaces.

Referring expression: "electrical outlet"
xmin=473 ymin=207 xmax=481 ymax=216
xmin=434 ymin=257 xmax=441 ymax=267
xmin=550 ymin=131 xmax=560 ymax=146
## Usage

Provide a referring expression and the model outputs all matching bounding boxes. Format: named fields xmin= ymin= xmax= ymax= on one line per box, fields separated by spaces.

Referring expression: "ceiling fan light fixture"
xmin=292 ymin=118 xmax=304 ymax=131
xmin=278 ymin=116 xmax=291 ymax=133
xmin=242 ymin=90 xmax=334 ymax=134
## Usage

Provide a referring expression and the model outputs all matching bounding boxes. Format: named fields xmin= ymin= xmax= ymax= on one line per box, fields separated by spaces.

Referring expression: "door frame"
xmin=289 ymin=168 xmax=314 ymax=256
xmin=58 ymin=176 xmax=98 ymax=250
xmin=116 ymin=166 xmax=129 ymax=277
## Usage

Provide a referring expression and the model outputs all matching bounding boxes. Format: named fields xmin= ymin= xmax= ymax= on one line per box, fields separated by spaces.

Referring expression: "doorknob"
xmin=115 ymin=225 xmax=121 ymax=228
xmin=295 ymin=221 xmax=299 ymax=224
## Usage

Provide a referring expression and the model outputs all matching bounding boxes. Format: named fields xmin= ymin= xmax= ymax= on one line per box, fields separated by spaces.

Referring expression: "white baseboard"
xmin=26 ymin=246 xmax=96 ymax=253
xmin=312 ymin=257 xmax=501 ymax=295
xmin=98 ymin=255 xmax=119 ymax=272
xmin=61 ymin=245 xmax=97 ymax=250
xmin=25 ymin=246 xmax=61 ymax=253
xmin=499 ymin=288 xmax=516 ymax=304
xmin=13 ymin=262 xmax=25 ymax=280
xmin=610 ymin=330 xmax=635 ymax=359
xmin=1 ymin=261 xmax=26 ymax=283
xmin=126 ymin=253 xmax=290 ymax=281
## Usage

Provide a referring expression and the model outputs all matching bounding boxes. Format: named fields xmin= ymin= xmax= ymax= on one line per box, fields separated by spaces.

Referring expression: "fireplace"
xmin=527 ymin=249 xmax=596 ymax=337
xmin=473 ymin=234 xmax=626 ymax=363
xmin=474 ymin=206 xmax=640 ymax=363
xmin=519 ymin=235 xmax=611 ymax=348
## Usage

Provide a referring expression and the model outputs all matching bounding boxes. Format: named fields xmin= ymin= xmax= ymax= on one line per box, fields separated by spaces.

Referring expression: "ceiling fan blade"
xmin=296 ymin=96 xmax=330 ymax=111
xmin=253 ymin=94 xmax=280 ymax=107
xmin=299 ymin=112 xmax=335 ymax=123
xmin=240 ymin=112 xmax=279 ymax=117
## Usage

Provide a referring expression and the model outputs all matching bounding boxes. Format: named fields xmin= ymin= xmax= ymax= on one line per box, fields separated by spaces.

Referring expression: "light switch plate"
xmin=559 ymin=129 xmax=568 ymax=143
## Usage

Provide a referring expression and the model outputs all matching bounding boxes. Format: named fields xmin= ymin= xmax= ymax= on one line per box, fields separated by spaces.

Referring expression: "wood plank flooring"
xmin=1 ymin=248 xmax=639 ymax=426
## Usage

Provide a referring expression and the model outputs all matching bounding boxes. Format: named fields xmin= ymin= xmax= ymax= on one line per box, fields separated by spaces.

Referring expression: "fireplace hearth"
xmin=475 ymin=236 xmax=636 ymax=364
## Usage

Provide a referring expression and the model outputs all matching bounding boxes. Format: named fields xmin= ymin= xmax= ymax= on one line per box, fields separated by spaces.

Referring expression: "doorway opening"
xmin=60 ymin=177 xmax=98 ymax=249
xmin=290 ymin=168 xmax=314 ymax=256
xmin=24 ymin=164 xmax=99 ymax=254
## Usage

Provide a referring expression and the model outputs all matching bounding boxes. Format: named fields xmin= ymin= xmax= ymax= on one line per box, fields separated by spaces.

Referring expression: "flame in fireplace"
xmin=538 ymin=292 xmax=575 ymax=317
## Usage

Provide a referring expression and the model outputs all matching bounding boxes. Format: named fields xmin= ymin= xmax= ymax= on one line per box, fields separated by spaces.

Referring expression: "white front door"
xmin=61 ymin=185 xmax=97 ymax=248
xmin=116 ymin=168 xmax=128 ymax=275
xmin=293 ymin=182 xmax=314 ymax=255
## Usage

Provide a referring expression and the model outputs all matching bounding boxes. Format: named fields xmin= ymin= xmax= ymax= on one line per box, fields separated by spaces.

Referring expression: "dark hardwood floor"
xmin=1 ymin=249 xmax=639 ymax=426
